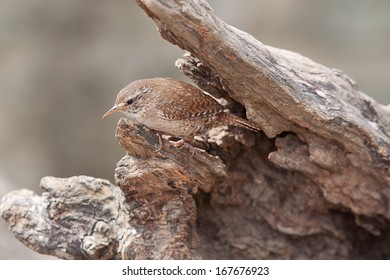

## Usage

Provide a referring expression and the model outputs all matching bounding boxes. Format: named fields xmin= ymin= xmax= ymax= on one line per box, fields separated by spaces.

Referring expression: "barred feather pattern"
xmin=111 ymin=78 xmax=261 ymax=138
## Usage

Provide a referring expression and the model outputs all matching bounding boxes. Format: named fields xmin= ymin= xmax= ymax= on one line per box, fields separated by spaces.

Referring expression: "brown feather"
xmin=220 ymin=112 xmax=262 ymax=132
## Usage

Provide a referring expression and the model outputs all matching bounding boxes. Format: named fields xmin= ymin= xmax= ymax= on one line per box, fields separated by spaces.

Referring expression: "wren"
xmin=103 ymin=78 xmax=260 ymax=152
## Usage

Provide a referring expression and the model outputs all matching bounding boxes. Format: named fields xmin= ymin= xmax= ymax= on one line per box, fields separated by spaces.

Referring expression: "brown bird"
xmin=102 ymin=78 xmax=260 ymax=151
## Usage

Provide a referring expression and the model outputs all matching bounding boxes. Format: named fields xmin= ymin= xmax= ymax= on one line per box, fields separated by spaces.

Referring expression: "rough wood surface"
xmin=1 ymin=0 xmax=390 ymax=259
xmin=0 ymin=120 xmax=226 ymax=259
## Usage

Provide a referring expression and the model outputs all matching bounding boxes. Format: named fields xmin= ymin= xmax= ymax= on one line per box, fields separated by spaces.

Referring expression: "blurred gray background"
xmin=0 ymin=0 xmax=389 ymax=259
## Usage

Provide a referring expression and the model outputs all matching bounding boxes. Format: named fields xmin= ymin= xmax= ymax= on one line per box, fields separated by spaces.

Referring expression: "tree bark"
xmin=1 ymin=0 xmax=389 ymax=259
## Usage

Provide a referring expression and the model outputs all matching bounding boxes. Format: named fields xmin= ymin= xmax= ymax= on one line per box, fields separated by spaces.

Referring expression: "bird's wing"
xmin=157 ymin=81 xmax=225 ymax=120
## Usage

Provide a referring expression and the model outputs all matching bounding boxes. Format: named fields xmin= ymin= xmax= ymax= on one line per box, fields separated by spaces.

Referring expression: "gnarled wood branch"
xmin=1 ymin=0 xmax=389 ymax=259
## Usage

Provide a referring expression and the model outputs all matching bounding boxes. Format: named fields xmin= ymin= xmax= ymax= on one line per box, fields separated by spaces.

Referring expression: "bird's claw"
xmin=169 ymin=139 xmax=195 ymax=157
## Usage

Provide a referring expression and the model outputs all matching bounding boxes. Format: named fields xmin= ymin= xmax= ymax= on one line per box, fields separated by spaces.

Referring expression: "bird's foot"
xmin=169 ymin=138 xmax=195 ymax=157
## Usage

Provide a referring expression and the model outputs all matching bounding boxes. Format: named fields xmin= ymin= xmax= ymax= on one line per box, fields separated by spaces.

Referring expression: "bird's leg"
xmin=203 ymin=134 xmax=211 ymax=152
xmin=154 ymin=132 xmax=164 ymax=152
xmin=187 ymin=142 xmax=195 ymax=157
xmin=154 ymin=134 xmax=195 ymax=156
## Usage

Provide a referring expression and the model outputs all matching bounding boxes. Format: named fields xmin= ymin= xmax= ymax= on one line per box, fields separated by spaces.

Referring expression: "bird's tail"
xmin=221 ymin=112 xmax=262 ymax=132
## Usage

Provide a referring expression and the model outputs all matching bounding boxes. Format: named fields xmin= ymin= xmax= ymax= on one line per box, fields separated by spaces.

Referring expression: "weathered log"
xmin=1 ymin=0 xmax=389 ymax=259
xmin=0 ymin=119 xmax=226 ymax=259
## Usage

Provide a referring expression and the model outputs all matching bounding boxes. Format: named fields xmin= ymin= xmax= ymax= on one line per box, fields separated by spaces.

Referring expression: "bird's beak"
xmin=102 ymin=104 xmax=123 ymax=119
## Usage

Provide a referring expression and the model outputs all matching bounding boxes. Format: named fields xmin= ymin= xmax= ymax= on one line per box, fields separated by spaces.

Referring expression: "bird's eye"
xmin=127 ymin=99 xmax=134 ymax=105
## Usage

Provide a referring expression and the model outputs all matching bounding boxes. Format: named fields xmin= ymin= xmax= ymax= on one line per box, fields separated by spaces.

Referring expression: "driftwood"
xmin=1 ymin=0 xmax=389 ymax=259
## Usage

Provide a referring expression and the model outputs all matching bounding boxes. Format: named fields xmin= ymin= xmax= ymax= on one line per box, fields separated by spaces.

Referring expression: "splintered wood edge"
xmin=0 ymin=176 xmax=128 ymax=259
xmin=0 ymin=175 xmax=202 ymax=259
